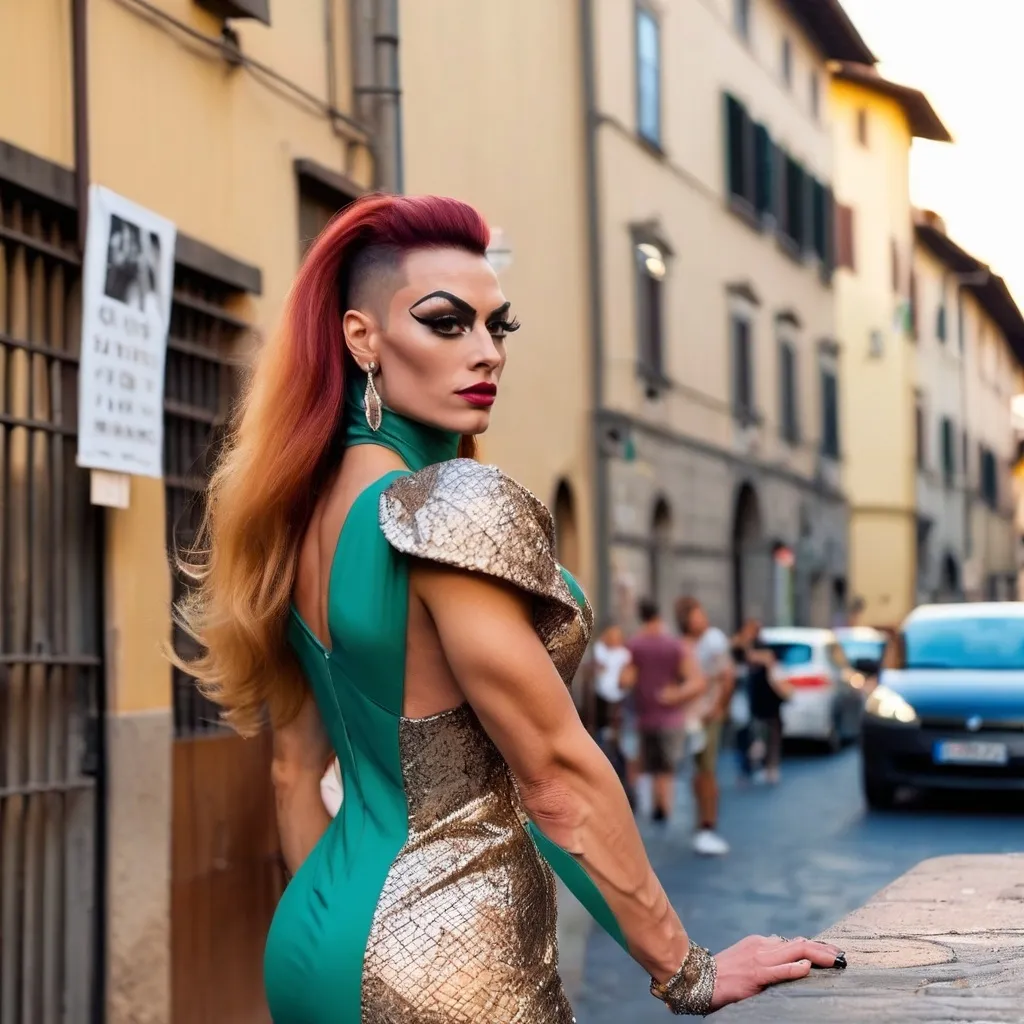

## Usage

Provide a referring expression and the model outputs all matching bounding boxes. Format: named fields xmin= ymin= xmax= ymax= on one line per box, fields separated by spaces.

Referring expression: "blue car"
xmin=861 ymin=602 xmax=1024 ymax=809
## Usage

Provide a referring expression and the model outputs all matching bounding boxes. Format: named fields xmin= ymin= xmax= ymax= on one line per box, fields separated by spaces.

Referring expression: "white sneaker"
xmin=693 ymin=829 xmax=730 ymax=856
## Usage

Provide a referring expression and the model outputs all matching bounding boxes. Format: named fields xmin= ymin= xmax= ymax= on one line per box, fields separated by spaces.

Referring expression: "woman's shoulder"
xmin=379 ymin=459 xmax=554 ymax=566
xmin=379 ymin=459 xmax=593 ymax=681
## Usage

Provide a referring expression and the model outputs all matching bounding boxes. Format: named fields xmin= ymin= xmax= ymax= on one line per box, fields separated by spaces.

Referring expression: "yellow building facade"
xmin=1 ymin=2 xmax=377 ymax=1021
xmin=400 ymin=0 xmax=595 ymax=590
xmin=832 ymin=65 xmax=1023 ymax=625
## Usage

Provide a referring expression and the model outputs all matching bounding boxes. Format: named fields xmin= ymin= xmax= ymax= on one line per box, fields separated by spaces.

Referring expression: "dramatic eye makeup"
xmin=409 ymin=290 xmax=521 ymax=339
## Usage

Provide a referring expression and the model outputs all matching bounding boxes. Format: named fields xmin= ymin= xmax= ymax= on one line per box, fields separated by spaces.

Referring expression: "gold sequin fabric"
xmin=379 ymin=459 xmax=594 ymax=684
xmin=362 ymin=703 xmax=575 ymax=1023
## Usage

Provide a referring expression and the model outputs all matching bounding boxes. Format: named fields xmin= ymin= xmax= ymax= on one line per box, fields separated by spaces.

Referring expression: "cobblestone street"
xmin=570 ymin=745 xmax=1024 ymax=1022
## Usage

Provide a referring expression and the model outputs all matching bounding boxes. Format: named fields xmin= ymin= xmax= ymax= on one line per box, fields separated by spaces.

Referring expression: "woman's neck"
xmin=343 ymin=374 xmax=461 ymax=472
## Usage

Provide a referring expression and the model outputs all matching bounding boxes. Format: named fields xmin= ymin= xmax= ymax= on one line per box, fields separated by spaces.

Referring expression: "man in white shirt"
xmin=676 ymin=596 xmax=734 ymax=856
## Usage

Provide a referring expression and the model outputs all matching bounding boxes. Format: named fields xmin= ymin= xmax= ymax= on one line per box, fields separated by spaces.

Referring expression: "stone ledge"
xmin=716 ymin=853 xmax=1024 ymax=1022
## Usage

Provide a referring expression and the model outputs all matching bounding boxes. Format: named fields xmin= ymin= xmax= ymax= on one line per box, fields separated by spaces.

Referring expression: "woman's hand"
xmin=710 ymin=935 xmax=845 ymax=1012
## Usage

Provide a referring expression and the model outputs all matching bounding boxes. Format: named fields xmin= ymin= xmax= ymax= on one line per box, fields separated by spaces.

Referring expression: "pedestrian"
xmin=747 ymin=633 xmax=793 ymax=784
xmin=628 ymin=598 xmax=706 ymax=823
xmin=676 ymin=597 xmax=733 ymax=856
xmin=729 ymin=620 xmax=759 ymax=785
xmin=592 ymin=622 xmax=635 ymax=796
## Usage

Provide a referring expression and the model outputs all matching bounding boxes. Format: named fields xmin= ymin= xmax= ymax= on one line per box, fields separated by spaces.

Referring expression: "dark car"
xmin=861 ymin=602 xmax=1024 ymax=809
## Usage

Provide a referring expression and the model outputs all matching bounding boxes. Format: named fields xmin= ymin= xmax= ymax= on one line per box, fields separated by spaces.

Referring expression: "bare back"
xmin=293 ymin=445 xmax=465 ymax=719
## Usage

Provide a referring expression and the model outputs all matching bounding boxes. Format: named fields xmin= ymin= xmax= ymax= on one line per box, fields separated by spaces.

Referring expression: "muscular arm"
xmin=414 ymin=563 xmax=688 ymax=982
xmin=271 ymin=690 xmax=334 ymax=875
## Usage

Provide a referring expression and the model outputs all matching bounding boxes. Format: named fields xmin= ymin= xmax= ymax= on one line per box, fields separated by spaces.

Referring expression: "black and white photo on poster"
xmin=103 ymin=214 xmax=165 ymax=315
xmin=77 ymin=186 xmax=176 ymax=479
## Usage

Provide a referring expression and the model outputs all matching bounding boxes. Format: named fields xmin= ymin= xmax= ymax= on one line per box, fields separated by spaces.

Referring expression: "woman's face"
xmin=345 ymin=247 xmax=517 ymax=436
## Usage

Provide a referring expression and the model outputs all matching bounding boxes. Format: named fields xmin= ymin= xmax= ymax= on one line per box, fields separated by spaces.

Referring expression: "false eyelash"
xmin=493 ymin=316 xmax=522 ymax=333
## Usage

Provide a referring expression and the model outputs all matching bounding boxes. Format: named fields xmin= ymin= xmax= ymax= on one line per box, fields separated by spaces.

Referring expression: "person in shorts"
xmin=627 ymin=599 xmax=705 ymax=822
xmin=676 ymin=596 xmax=734 ymax=856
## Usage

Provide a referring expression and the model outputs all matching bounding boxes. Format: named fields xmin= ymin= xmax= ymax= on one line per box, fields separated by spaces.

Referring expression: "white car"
xmin=758 ymin=627 xmax=865 ymax=751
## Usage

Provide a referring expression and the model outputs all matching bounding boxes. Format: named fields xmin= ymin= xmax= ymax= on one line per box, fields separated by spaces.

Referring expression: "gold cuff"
xmin=650 ymin=941 xmax=717 ymax=1016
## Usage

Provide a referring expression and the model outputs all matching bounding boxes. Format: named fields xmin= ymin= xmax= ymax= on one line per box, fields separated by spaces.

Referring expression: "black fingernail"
xmin=833 ymin=953 xmax=847 ymax=969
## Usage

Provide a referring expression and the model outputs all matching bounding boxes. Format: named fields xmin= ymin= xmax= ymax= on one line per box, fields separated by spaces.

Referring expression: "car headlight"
xmin=865 ymin=685 xmax=918 ymax=724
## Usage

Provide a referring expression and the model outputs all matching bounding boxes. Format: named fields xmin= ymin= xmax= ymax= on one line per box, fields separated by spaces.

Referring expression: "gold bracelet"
xmin=650 ymin=941 xmax=717 ymax=1016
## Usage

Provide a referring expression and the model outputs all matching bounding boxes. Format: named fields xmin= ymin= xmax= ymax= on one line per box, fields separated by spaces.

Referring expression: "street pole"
xmin=580 ymin=0 xmax=610 ymax=623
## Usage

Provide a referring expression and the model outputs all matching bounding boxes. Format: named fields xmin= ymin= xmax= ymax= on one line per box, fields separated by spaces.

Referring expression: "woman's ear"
xmin=343 ymin=309 xmax=377 ymax=369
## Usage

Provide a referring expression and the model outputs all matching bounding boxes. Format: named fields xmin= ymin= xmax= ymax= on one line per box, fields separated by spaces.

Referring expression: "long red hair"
xmin=176 ymin=194 xmax=490 ymax=735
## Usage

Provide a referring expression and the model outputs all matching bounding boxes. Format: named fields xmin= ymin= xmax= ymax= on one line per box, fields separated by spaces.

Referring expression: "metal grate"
xmin=165 ymin=268 xmax=244 ymax=737
xmin=0 ymin=182 xmax=104 ymax=1023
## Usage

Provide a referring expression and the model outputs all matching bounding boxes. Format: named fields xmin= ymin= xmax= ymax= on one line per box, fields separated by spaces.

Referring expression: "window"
xmin=890 ymin=239 xmax=899 ymax=292
xmin=835 ymin=203 xmax=855 ymax=271
xmin=166 ymin=267 xmax=251 ymax=735
xmin=940 ymin=416 xmax=955 ymax=487
xmin=937 ymin=302 xmax=947 ymax=342
xmin=725 ymin=93 xmax=755 ymax=209
xmin=781 ymin=37 xmax=793 ymax=88
xmin=810 ymin=179 xmax=831 ymax=265
xmin=780 ymin=155 xmax=806 ymax=251
xmin=754 ymin=123 xmax=775 ymax=219
xmin=914 ymin=392 xmax=926 ymax=469
xmin=296 ymin=159 xmax=359 ymax=261
xmin=957 ymin=292 xmax=965 ymax=351
xmin=809 ymin=71 xmax=820 ymax=120
xmin=779 ymin=339 xmax=799 ymax=444
xmin=902 ymin=615 xmax=1024 ymax=671
xmin=194 ymin=0 xmax=270 ymax=23
xmin=962 ymin=429 xmax=970 ymax=484
xmin=636 ymin=7 xmax=661 ymax=146
xmin=734 ymin=0 xmax=751 ymax=39
xmin=980 ymin=446 xmax=999 ymax=509
xmin=820 ymin=365 xmax=839 ymax=458
xmin=732 ymin=315 xmax=755 ymax=421
xmin=635 ymin=240 xmax=667 ymax=378
xmin=856 ymin=108 xmax=869 ymax=146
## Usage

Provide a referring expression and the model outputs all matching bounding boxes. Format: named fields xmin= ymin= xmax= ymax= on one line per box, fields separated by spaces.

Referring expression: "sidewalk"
xmin=716 ymin=853 xmax=1024 ymax=1022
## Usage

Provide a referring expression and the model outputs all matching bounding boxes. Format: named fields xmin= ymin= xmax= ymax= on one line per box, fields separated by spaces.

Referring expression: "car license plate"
xmin=933 ymin=741 xmax=1009 ymax=766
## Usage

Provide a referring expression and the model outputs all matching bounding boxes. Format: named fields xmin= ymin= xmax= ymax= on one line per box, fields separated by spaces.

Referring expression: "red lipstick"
xmin=457 ymin=382 xmax=497 ymax=408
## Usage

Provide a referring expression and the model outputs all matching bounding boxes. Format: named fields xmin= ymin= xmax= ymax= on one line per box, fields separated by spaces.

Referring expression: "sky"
xmin=839 ymin=0 xmax=1024 ymax=306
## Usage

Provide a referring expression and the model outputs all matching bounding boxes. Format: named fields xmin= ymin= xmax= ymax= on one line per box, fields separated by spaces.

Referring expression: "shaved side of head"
xmin=345 ymin=243 xmax=407 ymax=323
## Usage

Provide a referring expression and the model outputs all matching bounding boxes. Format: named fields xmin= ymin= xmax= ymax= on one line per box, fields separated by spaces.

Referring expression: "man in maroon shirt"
xmin=627 ymin=599 xmax=706 ymax=821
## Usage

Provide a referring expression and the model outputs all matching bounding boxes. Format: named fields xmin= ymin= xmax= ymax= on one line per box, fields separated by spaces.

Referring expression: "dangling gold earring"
xmin=364 ymin=362 xmax=382 ymax=431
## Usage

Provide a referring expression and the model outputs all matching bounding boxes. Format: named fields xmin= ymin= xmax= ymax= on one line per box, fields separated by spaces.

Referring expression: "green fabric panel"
xmin=527 ymin=821 xmax=629 ymax=952
xmin=264 ymin=475 xmax=412 ymax=1023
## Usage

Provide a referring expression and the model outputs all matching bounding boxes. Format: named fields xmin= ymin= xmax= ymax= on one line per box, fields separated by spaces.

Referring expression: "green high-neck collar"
xmin=343 ymin=373 xmax=461 ymax=472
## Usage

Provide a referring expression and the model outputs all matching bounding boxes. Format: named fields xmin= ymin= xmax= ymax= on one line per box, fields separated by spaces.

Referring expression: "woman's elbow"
xmin=518 ymin=772 xmax=594 ymax=854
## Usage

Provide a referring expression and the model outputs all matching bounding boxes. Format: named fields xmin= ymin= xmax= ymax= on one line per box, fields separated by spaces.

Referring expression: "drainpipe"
xmin=72 ymin=5 xmax=107 ymax=1019
xmin=73 ymin=0 xmax=90 ymax=251
xmin=580 ymin=0 xmax=609 ymax=621
xmin=351 ymin=0 xmax=403 ymax=193
xmin=372 ymin=0 xmax=403 ymax=193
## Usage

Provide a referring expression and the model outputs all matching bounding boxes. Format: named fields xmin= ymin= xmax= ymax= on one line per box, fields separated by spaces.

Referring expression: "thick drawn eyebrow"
xmin=408 ymin=290 xmax=476 ymax=316
xmin=485 ymin=301 xmax=511 ymax=321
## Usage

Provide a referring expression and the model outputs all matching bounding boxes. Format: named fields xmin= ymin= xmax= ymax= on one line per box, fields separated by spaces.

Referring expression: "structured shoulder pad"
xmin=379 ymin=459 xmax=592 ymax=684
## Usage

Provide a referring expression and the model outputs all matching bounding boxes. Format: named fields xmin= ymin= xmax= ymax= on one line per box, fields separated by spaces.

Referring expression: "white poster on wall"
xmin=77 ymin=185 xmax=176 ymax=479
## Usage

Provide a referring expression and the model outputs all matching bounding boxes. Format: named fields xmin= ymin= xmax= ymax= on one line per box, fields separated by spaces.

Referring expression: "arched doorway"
xmin=731 ymin=482 xmax=763 ymax=629
xmin=939 ymin=552 xmax=960 ymax=602
xmin=650 ymin=496 xmax=672 ymax=614
xmin=552 ymin=480 xmax=580 ymax=576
